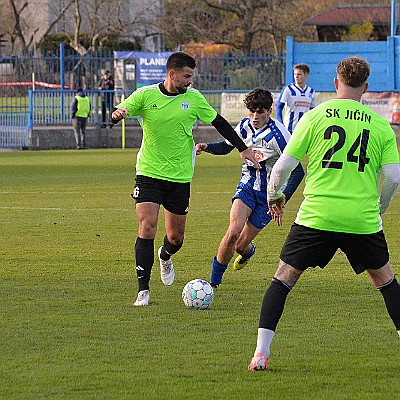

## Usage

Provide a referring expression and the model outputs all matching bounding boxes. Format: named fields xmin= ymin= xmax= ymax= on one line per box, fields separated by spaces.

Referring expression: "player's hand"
xmin=240 ymin=149 xmax=260 ymax=169
xmin=111 ymin=108 xmax=129 ymax=122
xmin=268 ymin=194 xmax=286 ymax=226
xmin=196 ymin=143 xmax=208 ymax=155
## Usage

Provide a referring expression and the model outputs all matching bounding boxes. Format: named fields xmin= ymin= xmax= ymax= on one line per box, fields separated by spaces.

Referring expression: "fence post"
xmin=121 ymin=94 xmax=125 ymax=149
xmin=387 ymin=36 xmax=396 ymax=91
xmin=28 ymin=90 xmax=33 ymax=131
xmin=285 ymin=36 xmax=294 ymax=86
xmin=93 ymin=91 xmax=99 ymax=127
xmin=391 ymin=0 xmax=397 ymax=36
xmin=60 ymin=43 xmax=65 ymax=117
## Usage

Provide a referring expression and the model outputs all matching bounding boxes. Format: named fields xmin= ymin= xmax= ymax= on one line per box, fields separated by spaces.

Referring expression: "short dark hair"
xmin=336 ymin=56 xmax=370 ymax=88
xmin=76 ymin=87 xmax=83 ymax=93
xmin=243 ymin=88 xmax=273 ymax=112
xmin=294 ymin=63 xmax=310 ymax=74
xmin=166 ymin=52 xmax=196 ymax=70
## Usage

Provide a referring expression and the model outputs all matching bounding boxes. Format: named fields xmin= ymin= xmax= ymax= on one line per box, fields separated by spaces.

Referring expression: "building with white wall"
xmin=6 ymin=0 xmax=164 ymax=53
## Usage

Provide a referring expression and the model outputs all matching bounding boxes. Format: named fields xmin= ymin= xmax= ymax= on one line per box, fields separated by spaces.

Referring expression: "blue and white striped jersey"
xmin=226 ymin=116 xmax=292 ymax=192
xmin=277 ymin=83 xmax=316 ymax=133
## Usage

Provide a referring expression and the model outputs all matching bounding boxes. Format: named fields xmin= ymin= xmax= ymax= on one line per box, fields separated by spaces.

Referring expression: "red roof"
xmin=305 ymin=4 xmax=390 ymax=26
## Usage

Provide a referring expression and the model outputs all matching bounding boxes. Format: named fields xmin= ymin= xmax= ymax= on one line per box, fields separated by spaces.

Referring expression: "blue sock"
xmin=241 ymin=243 xmax=256 ymax=262
xmin=210 ymin=256 xmax=228 ymax=285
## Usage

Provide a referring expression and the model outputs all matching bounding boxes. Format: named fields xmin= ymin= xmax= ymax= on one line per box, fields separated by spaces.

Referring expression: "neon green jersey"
xmin=285 ymin=98 xmax=399 ymax=234
xmin=117 ymin=84 xmax=217 ymax=183
xmin=75 ymin=95 xmax=90 ymax=118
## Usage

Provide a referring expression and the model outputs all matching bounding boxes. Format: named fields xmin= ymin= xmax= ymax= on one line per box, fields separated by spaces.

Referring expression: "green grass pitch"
xmin=0 ymin=148 xmax=399 ymax=399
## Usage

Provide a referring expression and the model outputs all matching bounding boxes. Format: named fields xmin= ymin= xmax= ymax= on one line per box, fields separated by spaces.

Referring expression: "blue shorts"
xmin=232 ymin=182 xmax=272 ymax=230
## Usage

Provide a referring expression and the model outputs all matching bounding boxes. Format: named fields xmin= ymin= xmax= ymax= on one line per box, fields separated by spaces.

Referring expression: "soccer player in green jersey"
xmin=111 ymin=52 xmax=260 ymax=306
xmin=248 ymin=56 xmax=400 ymax=371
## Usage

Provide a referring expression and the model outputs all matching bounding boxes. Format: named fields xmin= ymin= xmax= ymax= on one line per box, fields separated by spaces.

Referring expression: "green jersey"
xmin=285 ymin=98 xmax=399 ymax=234
xmin=117 ymin=84 xmax=217 ymax=183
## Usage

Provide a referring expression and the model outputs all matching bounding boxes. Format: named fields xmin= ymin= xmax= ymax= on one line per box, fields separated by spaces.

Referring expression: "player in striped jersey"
xmin=276 ymin=63 xmax=316 ymax=211
xmin=276 ymin=63 xmax=316 ymax=133
xmin=196 ymin=88 xmax=303 ymax=288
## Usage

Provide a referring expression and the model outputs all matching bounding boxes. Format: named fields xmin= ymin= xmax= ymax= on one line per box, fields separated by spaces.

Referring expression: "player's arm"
xmin=70 ymin=98 xmax=78 ymax=119
xmin=196 ymin=141 xmax=234 ymax=156
xmin=111 ymin=107 xmax=129 ymax=123
xmin=211 ymin=114 xmax=260 ymax=169
xmin=282 ymin=163 xmax=304 ymax=203
xmin=268 ymin=153 xmax=301 ymax=226
xmin=310 ymin=91 xmax=317 ymax=109
xmin=111 ymin=91 xmax=141 ymax=124
xmin=268 ymin=125 xmax=304 ymax=203
xmin=276 ymin=101 xmax=285 ymax=123
xmin=268 ymin=153 xmax=300 ymax=200
xmin=379 ymin=163 xmax=400 ymax=214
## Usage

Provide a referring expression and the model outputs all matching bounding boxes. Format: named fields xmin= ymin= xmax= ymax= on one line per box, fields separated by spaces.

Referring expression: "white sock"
xmin=397 ymin=330 xmax=400 ymax=338
xmin=254 ymin=328 xmax=275 ymax=358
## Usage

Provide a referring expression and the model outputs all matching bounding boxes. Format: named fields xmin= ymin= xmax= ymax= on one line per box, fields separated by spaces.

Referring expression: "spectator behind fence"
xmin=71 ymin=87 xmax=91 ymax=149
xmin=98 ymin=70 xmax=115 ymax=128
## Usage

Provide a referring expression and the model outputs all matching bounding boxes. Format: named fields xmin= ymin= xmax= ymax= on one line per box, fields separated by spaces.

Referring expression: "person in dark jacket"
xmin=71 ymin=88 xmax=91 ymax=149
xmin=98 ymin=70 xmax=115 ymax=128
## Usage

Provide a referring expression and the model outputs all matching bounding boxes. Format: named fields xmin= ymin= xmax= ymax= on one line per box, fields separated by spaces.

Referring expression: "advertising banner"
xmin=221 ymin=92 xmax=281 ymax=123
xmin=114 ymin=51 xmax=172 ymax=89
xmin=221 ymin=91 xmax=400 ymax=125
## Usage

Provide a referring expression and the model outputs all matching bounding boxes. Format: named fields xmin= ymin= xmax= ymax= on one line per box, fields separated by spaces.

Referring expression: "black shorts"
xmin=132 ymin=175 xmax=190 ymax=215
xmin=280 ymin=223 xmax=389 ymax=274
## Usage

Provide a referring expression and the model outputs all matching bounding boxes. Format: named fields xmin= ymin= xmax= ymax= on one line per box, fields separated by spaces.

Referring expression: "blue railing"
xmin=0 ymin=112 xmax=29 ymax=148
xmin=27 ymin=88 xmax=232 ymax=127
xmin=28 ymin=89 xmax=131 ymax=126
xmin=0 ymin=47 xmax=285 ymax=121
xmin=0 ymin=48 xmax=285 ymax=148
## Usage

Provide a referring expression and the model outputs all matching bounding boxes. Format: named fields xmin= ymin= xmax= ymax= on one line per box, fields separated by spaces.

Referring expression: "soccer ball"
xmin=182 ymin=279 xmax=214 ymax=309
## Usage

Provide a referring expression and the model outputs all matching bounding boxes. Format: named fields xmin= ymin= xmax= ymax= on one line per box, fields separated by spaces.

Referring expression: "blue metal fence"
xmin=285 ymin=35 xmax=400 ymax=92
xmin=0 ymin=47 xmax=114 ymax=115
xmin=0 ymin=47 xmax=285 ymax=147
xmin=29 ymin=89 xmax=132 ymax=126
xmin=193 ymin=50 xmax=285 ymax=91
xmin=0 ymin=47 xmax=285 ymax=115
xmin=27 ymin=89 xmax=226 ymax=127
xmin=0 ymin=112 xmax=29 ymax=148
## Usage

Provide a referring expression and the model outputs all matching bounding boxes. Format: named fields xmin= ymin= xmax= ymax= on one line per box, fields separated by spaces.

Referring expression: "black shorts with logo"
xmin=132 ymin=175 xmax=190 ymax=215
xmin=280 ymin=223 xmax=389 ymax=274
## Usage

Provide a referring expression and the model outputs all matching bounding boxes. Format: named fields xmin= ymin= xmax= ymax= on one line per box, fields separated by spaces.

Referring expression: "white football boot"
xmin=134 ymin=290 xmax=150 ymax=306
xmin=248 ymin=353 xmax=268 ymax=371
xmin=158 ymin=247 xmax=175 ymax=286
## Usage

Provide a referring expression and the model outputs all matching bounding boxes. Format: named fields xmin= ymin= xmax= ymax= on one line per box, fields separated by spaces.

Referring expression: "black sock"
xmin=135 ymin=237 xmax=154 ymax=292
xmin=378 ymin=277 xmax=400 ymax=330
xmin=259 ymin=278 xmax=291 ymax=330
xmin=159 ymin=235 xmax=183 ymax=260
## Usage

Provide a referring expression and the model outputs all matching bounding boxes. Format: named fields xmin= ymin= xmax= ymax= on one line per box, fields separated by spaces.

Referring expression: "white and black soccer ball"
xmin=182 ymin=279 xmax=214 ymax=309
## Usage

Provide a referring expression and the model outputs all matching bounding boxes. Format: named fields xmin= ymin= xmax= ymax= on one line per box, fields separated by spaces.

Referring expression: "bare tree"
xmin=160 ymin=0 xmax=223 ymax=49
xmin=67 ymin=0 xmax=163 ymax=55
xmin=161 ymin=0 xmax=391 ymax=54
xmin=162 ymin=0 xmax=296 ymax=54
xmin=201 ymin=0 xmax=300 ymax=54
xmin=4 ymin=0 xmax=73 ymax=53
